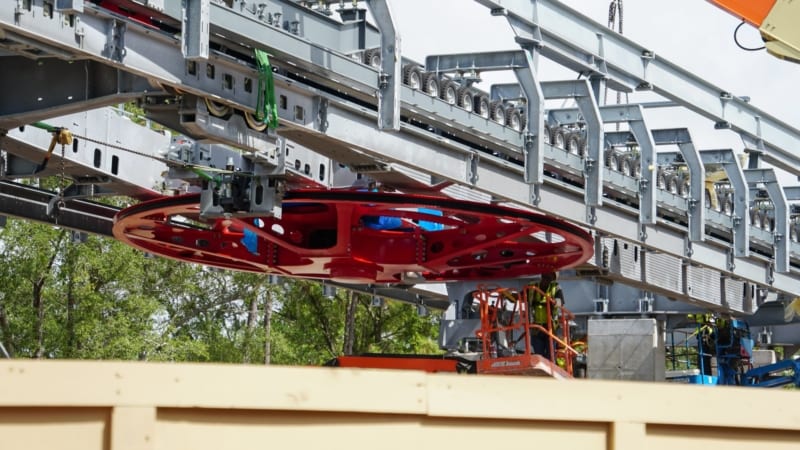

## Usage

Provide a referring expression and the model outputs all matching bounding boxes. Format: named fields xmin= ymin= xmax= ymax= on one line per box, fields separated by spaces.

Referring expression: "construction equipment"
xmin=708 ymin=0 xmax=800 ymax=63
xmin=668 ymin=315 xmax=800 ymax=388
xmin=328 ymin=280 xmax=583 ymax=379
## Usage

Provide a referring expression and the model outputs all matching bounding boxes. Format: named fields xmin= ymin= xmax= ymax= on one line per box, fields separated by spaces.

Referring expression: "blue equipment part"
xmin=241 ymin=228 xmax=259 ymax=255
xmin=362 ymin=215 xmax=404 ymax=230
xmin=744 ymin=358 xmax=800 ymax=388
xmin=362 ymin=208 xmax=444 ymax=231
xmin=417 ymin=208 xmax=444 ymax=231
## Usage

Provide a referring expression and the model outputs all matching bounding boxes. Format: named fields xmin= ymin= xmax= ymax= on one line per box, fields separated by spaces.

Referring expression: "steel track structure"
xmin=0 ymin=0 xmax=798 ymax=315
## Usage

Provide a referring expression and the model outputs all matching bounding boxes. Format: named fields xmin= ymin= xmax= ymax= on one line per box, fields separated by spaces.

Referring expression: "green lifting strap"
xmin=254 ymin=49 xmax=279 ymax=129
xmin=31 ymin=121 xmax=59 ymax=133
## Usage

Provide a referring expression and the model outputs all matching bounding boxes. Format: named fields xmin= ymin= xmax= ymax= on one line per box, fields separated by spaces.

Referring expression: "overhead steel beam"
xmin=0 ymin=57 xmax=152 ymax=130
xmin=476 ymin=0 xmax=800 ymax=177
xmin=0 ymin=180 xmax=116 ymax=236
xmin=279 ymin=94 xmax=796 ymax=298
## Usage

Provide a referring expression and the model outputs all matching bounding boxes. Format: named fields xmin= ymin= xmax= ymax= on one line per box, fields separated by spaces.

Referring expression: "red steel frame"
xmin=113 ymin=190 xmax=594 ymax=283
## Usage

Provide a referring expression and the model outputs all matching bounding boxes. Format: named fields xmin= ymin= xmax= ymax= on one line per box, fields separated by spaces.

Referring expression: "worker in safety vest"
xmin=528 ymin=272 xmax=563 ymax=360
xmin=688 ymin=313 xmax=716 ymax=376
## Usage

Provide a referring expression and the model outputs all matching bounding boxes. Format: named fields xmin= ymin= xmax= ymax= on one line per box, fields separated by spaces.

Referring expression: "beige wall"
xmin=0 ymin=361 xmax=798 ymax=450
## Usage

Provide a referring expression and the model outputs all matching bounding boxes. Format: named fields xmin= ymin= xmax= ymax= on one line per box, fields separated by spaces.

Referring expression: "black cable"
xmin=734 ymin=21 xmax=766 ymax=51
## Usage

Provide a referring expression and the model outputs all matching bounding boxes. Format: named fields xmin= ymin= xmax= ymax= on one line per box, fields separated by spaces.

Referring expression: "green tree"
xmin=0 ymin=216 xmax=441 ymax=365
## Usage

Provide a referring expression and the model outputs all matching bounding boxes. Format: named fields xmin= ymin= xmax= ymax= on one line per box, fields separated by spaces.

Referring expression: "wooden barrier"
xmin=0 ymin=361 xmax=798 ymax=450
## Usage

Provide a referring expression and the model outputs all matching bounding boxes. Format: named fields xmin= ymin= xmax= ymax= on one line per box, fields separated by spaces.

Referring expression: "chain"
xmin=58 ymin=140 xmax=66 ymax=212
xmin=71 ymin=131 xmax=241 ymax=177
xmin=605 ymin=0 xmax=626 ymax=130
xmin=72 ymin=132 xmax=175 ymax=166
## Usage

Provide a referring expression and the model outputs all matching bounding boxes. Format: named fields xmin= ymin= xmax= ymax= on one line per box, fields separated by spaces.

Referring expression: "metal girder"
xmin=368 ymin=0 xmax=401 ymax=131
xmin=651 ymin=129 xmax=705 ymax=245
xmin=0 ymin=1 xmax=377 ymax=123
xmin=182 ymin=0 xmax=210 ymax=60
xmin=425 ymin=50 xmax=530 ymax=73
xmin=159 ymin=0 xmax=382 ymax=54
xmin=744 ymin=168 xmax=789 ymax=273
xmin=279 ymin=93 xmax=797 ymax=298
xmin=549 ymin=103 xmax=656 ymax=227
xmin=476 ymin=0 xmax=800 ymax=177
xmin=0 ymin=57 xmax=152 ymax=130
xmin=699 ymin=149 xmax=749 ymax=260
xmin=0 ymin=180 xmax=116 ymax=236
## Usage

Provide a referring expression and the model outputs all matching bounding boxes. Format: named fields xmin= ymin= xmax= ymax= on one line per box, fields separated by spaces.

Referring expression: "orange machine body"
xmin=707 ymin=0 xmax=776 ymax=26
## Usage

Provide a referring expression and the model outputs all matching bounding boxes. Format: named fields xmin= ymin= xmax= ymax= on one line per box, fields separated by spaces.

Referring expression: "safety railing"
xmin=473 ymin=284 xmax=581 ymax=376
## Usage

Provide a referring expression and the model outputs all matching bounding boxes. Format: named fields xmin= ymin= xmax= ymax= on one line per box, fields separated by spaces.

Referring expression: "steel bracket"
xmin=744 ymin=168 xmax=789 ymax=273
xmin=652 ymin=128 xmax=705 ymax=243
xmin=699 ymin=148 xmax=749 ymax=258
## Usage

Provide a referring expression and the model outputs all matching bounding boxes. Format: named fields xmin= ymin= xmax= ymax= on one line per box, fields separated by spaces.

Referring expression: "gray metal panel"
xmin=4 ymin=108 xmax=169 ymax=199
xmin=608 ymin=239 xmax=642 ymax=281
xmin=644 ymin=252 xmax=683 ymax=295
xmin=686 ymin=265 xmax=722 ymax=307
xmin=723 ymin=278 xmax=747 ymax=313
xmin=587 ymin=318 xmax=665 ymax=381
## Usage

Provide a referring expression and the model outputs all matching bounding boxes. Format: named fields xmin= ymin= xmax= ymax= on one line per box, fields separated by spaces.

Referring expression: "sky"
xmin=389 ymin=0 xmax=800 ymax=185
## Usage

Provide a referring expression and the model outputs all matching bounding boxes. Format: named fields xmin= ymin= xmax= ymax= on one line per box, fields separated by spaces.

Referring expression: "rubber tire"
xmin=566 ymin=132 xmax=583 ymax=156
xmin=205 ymin=98 xmax=232 ymax=118
xmin=402 ymin=64 xmax=422 ymax=90
xmin=551 ymin=127 xmax=566 ymax=150
xmin=439 ymin=79 xmax=458 ymax=105
xmin=474 ymin=94 xmax=490 ymax=118
xmin=679 ymin=178 xmax=690 ymax=198
xmin=364 ymin=48 xmax=381 ymax=68
xmin=542 ymin=124 xmax=552 ymax=146
xmin=457 ymin=86 xmax=475 ymax=111
xmin=505 ymin=107 xmax=522 ymax=131
xmin=605 ymin=149 xmax=619 ymax=171
xmin=668 ymin=176 xmax=680 ymax=195
xmin=422 ymin=73 xmax=440 ymax=97
xmin=722 ymin=195 xmax=733 ymax=216
xmin=751 ymin=210 xmax=763 ymax=229
xmin=620 ymin=154 xmax=632 ymax=176
xmin=489 ymin=100 xmax=506 ymax=125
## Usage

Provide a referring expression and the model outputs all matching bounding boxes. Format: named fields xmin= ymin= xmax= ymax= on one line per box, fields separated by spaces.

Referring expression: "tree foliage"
xmin=0 ymin=215 xmax=441 ymax=365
